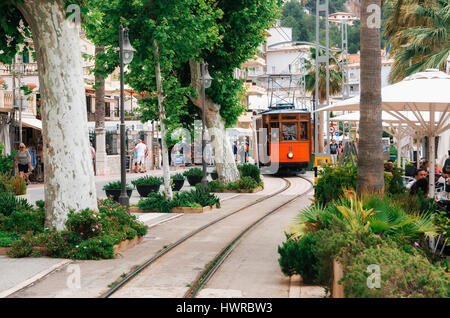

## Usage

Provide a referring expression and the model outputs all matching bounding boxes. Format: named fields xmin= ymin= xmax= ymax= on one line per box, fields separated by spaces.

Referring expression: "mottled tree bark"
xmin=18 ymin=0 xmax=98 ymax=230
xmin=189 ymin=60 xmax=240 ymax=184
xmin=357 ymin=0 xmax=385 ymax=195
xmin=154 ymin=40 xmax=173 ymax=199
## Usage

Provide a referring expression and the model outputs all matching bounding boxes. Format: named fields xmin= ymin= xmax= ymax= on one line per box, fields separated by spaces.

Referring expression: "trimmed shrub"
xmin=131 ymin=176 xmax=163 ymax=187
xmin=0 ymin=192 xmax=34 ymax=217
xmin=314 ymin=165 xmax=357 ymax=206
xmin=341 ymin=247 xmax=449 ymax=298
xmin=183 ymin=167 xmax=203 ymax=177
xmin=238 ymin=163 xmax=262 ymax=184
xmin=138 ymin=192 xmax=172 ymax=213
xmin=278 ymin=232 xmax=319 ymax=283
xmin=103 ymin=181 xmax=132 ymax=190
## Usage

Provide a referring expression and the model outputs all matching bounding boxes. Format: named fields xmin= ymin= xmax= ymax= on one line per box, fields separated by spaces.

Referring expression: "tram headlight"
xmin=287 ymin=152 xmax=294 ymax=159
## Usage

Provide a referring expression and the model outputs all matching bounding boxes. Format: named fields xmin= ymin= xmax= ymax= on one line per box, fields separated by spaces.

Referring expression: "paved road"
xmin=197 ymin=178 xmax=314 ymax=298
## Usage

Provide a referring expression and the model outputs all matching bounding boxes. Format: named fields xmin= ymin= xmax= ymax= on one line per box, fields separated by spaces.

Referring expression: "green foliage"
xmin=10 ymin=176 xmax=27 ymax=195
xmin=0 ymin=143 xmax=15 ymax=175
xmin=183 ymin=167 xmax=203 ymax=177
xmin=172 ymin=186 xmax=221 ymax=209
xmin=4 ymin=198 xmax=148 ymax=260
xmin=0 ymin=231 xmax=20 ymax=247
xmin=131 ymin=176 xmax=163 ymax=187
xmin=103 ymin=181 xmax=132 ymax=191
xmin=0 ymin=192 xmax=33 ymax=217
xmin=208 ymin=179 xmax=226 ymax=192
xmin=311 ymin=229 xmax=385 ymax=286
xmin=0 ymin=173 xmax=13 ymax=194
xmin=278 ymin=232 xmax=319 ymax=282
xmin=171 ymin=173 xmax=185 ymax=181
xmin=238 ymin=163 xmax=262 ymax=184
xmin=2 ymin=209 xmax=45 ymax=234
xmin=384 ymin=0 xmax=450 ymax=82
xmin=341 ymin=246 xmax=449 ymax=298
xmin=384 ymin=167 xmax=405 ymax=196
xmin=280 ymin=1 xmax=361 ymax=53
xmin=138 ymin=192 xmax=172 ymax=213
xmin=314 ymin=165 xmax=357 ymax=206
xmin=227 ymin=176 xmax=259 ymax=192
xmin=138 ymin=186 xmax=221 ymax=212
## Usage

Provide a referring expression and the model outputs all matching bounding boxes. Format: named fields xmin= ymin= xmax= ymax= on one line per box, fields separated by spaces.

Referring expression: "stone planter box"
xmin=332 ymin=258 xmax=345 ymax=298
xmin=213 ymin=186 xmax=263 ymax=194
xmin=0 ymin=246 xmax=49 ymax=256
xmin=171 ymin=204 xmax=217 ymax=214
xmin=129 ymin=204 xmax=218 ymax=213
xmin=136 ymin=184 xmax=160 ymax=197
xmin=104 ymin=189 xmax=133 ymax=202
xmin=113 ymin=235 xmax=144 ymax=255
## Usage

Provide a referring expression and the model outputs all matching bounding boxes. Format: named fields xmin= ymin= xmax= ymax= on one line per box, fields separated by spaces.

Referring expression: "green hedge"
xmin=2 ymin=198 xmax=148 ymax=260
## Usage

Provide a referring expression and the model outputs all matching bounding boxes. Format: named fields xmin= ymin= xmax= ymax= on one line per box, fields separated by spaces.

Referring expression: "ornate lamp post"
xmin=201 ymin=62 xmax=213 ymax=189
xmin=118 ymin=24 xmax=136 ymax=206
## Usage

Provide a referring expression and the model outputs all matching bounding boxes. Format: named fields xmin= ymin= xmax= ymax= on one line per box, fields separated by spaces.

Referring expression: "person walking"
xmin=15 ymin=143 xmax=32 ymax=185
xmin=132 ymin=139 xmax=147 ymax=173
xmin=330 ymin=139 xmax=338 ymax=163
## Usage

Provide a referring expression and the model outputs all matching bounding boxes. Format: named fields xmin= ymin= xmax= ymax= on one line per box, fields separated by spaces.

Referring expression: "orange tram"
xmin=255 ymin=105 xmax=313 ymax=174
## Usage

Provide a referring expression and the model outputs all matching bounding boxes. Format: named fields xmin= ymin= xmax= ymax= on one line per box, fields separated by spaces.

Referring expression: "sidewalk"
xmin=0 ymin=211 xmax=183 ymax=298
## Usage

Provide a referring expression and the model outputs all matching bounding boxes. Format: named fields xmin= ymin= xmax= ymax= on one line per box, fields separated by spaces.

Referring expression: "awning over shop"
xmin=16 ymin=117 xmax=42 ymax=130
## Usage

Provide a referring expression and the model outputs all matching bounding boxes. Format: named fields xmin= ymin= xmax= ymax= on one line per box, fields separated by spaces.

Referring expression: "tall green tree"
xmin=304 ymin=47 xmax=342 ymax=153
xmin=358 ymin=0 xmax=384 ymax=195
xmin=0 ymin=0 xmax=98 ymax=230
xmin=84 ymin=0 xmax=221 ymax=193
xmin=188 ymin=1 xmax=281 ymax=183
xmin=384 ymin=0 xmax=450 ymax=83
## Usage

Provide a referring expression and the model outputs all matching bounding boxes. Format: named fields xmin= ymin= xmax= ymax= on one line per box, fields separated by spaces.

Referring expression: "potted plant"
xmin=103 ymin=181 xmax=133 ymax=202
xmin=210 ymin=169 xmax=218 ymax=180
xmin=131 ymin=176 xmax=163 ymax=197
xmin=183 ymin=167 xmax=203 ymax=186
xmin=171 ymin=173 xmax=185 ymax=191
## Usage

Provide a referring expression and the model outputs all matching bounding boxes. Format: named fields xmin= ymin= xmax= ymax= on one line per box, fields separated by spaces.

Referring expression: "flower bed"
xmin=0 ymin=198 xmax=148 ymax=260
xmin=278 ymin=164 xmax=450 ymax=298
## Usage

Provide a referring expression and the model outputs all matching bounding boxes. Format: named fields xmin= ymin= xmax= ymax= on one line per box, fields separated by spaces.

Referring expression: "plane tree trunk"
xmin=189 ymin=60 xmax=240 ymax=184
xmin=18 ymin=0 xmax=98 ymax=230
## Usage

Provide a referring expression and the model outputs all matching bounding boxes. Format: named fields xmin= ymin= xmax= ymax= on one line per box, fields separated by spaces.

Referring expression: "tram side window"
xmin=282 ymin=123 xmax=297 ymax=141
xmin=300 ymin=122 xmax=308 ymax=140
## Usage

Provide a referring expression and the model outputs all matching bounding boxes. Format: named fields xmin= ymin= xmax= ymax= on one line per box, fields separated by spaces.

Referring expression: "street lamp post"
xmin=118 ymin=24 xmax=136 ymax=206
xmin=201 ymin=62 xmax=213 ymax=189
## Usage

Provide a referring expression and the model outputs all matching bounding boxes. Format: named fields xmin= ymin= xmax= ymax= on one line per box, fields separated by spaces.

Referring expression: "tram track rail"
xmin=101 ymin=176 xmax=302 ymax=298
xmin=185 ymin=175 xmax=314 ymax=298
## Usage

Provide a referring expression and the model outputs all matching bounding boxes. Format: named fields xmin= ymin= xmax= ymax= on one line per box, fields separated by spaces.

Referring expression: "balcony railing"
xmin=0 ymin=63 xmax=39 ymax=76
xmin=0 ymin=90 xmax=13 ymax=110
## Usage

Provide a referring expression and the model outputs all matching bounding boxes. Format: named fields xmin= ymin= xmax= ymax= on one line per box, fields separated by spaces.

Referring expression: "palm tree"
xmin=384 ymin=0 xmax=450 ymax=83
xmin=358 ymin=0 xmax=384 ymax=195
xmin=304 ymin=47 xmax=342 ymax=153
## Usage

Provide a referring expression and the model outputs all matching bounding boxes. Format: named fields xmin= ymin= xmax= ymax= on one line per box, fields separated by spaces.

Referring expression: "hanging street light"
xmin=201 ymin=62 xmax=213 ymax=189
xmin=118 ymin=24 xmax=136 ymax=206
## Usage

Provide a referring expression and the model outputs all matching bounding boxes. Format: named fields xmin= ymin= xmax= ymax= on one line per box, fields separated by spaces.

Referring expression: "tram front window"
xmin=282 ymin=123 xmax=297 ymax=141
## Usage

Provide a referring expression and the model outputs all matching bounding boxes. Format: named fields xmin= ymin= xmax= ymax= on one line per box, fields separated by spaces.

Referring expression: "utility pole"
xmin=315 ymin=0 xmax=330 ymax=155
